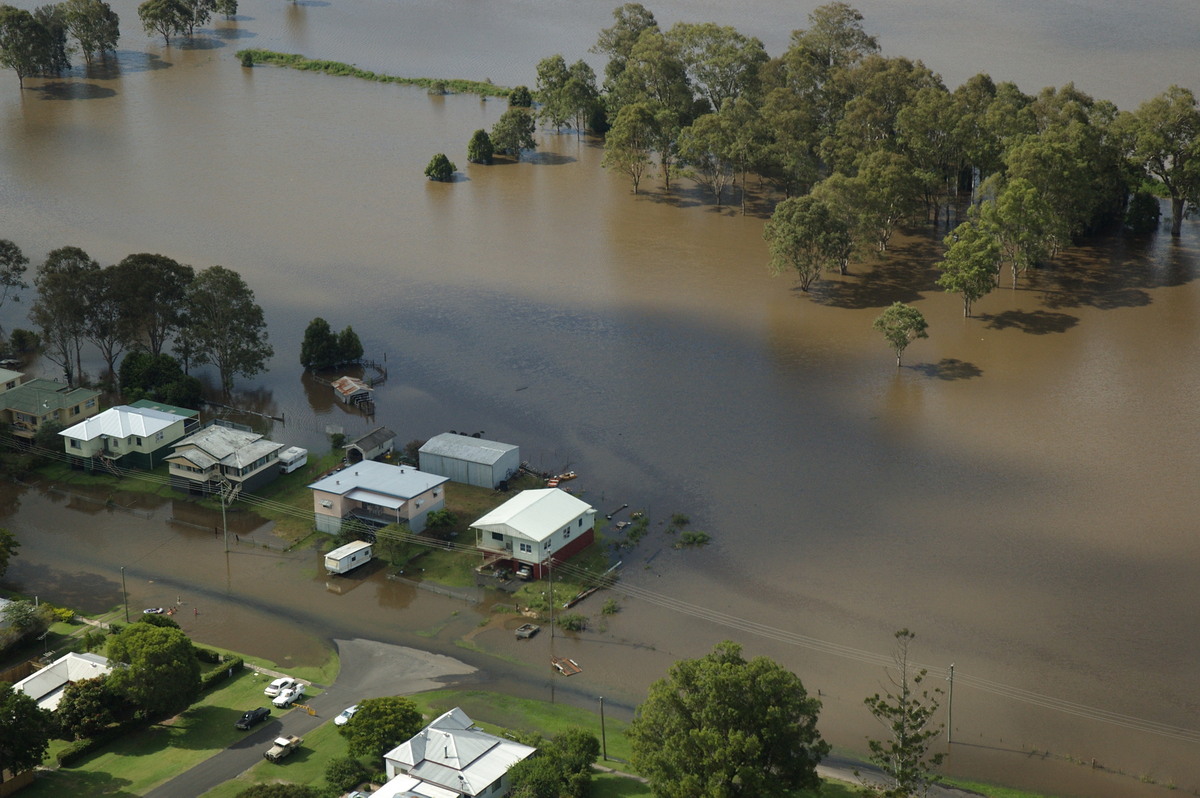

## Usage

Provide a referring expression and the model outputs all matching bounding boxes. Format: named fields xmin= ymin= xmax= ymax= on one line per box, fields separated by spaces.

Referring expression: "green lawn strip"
xmin=247 ymin=452 xmax=344 ymax=541
xmin=24 ymin=669 xmax=274 ymax=797
xmin=198 ymin=643 xmax=340 ymax=688
xmin=945 ymin=780 xmax=1058 ymax=798
xmin=236 ymin=49 xmax=514 ymax=98
xmin=198 ymin=720 xmax=359 ymax=798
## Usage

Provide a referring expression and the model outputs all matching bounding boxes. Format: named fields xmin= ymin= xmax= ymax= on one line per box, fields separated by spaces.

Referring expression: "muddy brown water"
xmin=2 ymin=1 xmax=1200 ymax=795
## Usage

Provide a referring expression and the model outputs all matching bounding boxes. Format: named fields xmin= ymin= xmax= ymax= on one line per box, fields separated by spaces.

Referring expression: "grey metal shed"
xmin=419 ymin=432 xmax=520 ymax=488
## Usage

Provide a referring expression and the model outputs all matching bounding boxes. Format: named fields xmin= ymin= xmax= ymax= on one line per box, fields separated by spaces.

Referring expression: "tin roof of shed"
xmin=420 ymin=432 xmax=518 ymax=465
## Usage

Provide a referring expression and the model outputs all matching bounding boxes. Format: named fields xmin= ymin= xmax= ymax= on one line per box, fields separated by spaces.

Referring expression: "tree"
xmin=1121 ymin=85 xmax=1200 ymax=237
xmin=467 ymin=129 xmax=494 ymax=164
xmin=591 ymin=2 xmax=658 ymax=93
xmin=667 ymin=21 xmax=767 ymax=113
xmin=33 ymin=4 xmax=70 ymax=75
xmin=137 ymin=0 xmax=188 ymax=44
xmin=0 ymin=5 xmax=56 ymax=87
xmin=64 ymin=0 xmax=119 ymax=64
xmin=115 ymin=253 xmax=194 ymax=355
xmin=184 ymin=265 xmax=273 ymax=396
xmin=491 ymin=108 xmax=536 ymax=157
xmin=602 ymin=101 xmax=656 ymax=193
xmin=0 ymin=239 xmax=28 ymax=315
xmin=508 ymin=754 xmax=564 ymax=798
xmin=677 ymin=112 xmax=736 ymax=206
xmin=872 ymin=303 xmax=928 ymax=367
xmin=212 ymin=0 xmax=235 ymax=20
xmin=535 ymin=54 xmax=572 ymax=131
xmin=628 ymin=641 xmax=828 ymax=798
xmin=106 ymin=622 xmax=200 ymax=717
xmin=178 ymin=0 xmax=211 ymax=35
xmin=936 ymin=219 xmax=999 ymax=317
xmin=83 ymin=263 xmax=139 ymax=383
xmin=763 ymin=195 xmax=851 ymax=290
xmin=55 ymin=676 xmax=120 ymax=740
xmin=336 ymin=325 xmax=363 ymax=363
xmin=508 ymin=85 xmax=532 ymax=107
xmin=31 ymin=246 xmax=100 ymax=387
xmin=0 ymin=684 xmax=53 ymax=781
xmin=424 ymin=153 xmax=456 ymax=182
xmin=119 ymin=351 xmax=202 ymax=409
xmin=0 ymin=527 xmax=17 ymax=580
xmin=339 ymin=696 xmax=423 ymax=760
xmin=978 ymin=178 xmax=1056 ymax=289
xmin=863 ymin=629 xmax=945 ymax=798
xmin=855 ymin=149 xmax=925 ymax=252
xmin=300 ymin=317 xmax=338 ymax=370
xmin=325 ymin=755 xmax=370 ymax=794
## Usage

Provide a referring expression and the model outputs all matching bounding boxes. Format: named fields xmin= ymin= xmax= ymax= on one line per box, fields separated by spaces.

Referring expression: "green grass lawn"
xmin=199 ymin=722 xmax=361 ymax=798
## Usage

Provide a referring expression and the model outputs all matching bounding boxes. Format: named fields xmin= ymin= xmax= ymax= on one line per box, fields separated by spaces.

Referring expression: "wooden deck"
xmin=551 ymin=656 xmax=582 ymax=676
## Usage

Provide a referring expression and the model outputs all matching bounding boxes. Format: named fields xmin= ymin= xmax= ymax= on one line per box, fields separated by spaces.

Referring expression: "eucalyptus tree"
xmin=63 ymin=0 xmax=119 ymax=65
xmin=602 ymin=101 xmax=657 ymax=193
xmin=666 ymin=21 xmax=768 ymax=113
xmin=491 ymin=108 xmax=536 ymax=157
xmin=855 ymin=149 xmax=925 ymax=252
xmin=184 ymin=265 xmax=273 ymax=396
xmin=535 ymin=54 xmax=572 ymax=131
xmin=32 ymin=4 xmax=71 ymax=74
xmin=115 ymin=253 xmax=194 ymax=355
xmin=896 ymin=84 xmax=961 ymax=221
xmin=764 ymin=195 xmax=852 ymax=290
xmin=978 ymin=177 xmax=1056 ymax=289
xmin=137 ymin=0 xmax=189 ymax=44
xmin=677 ymin=111 xmax=737 ymax=206
xmin=590 ymin=1 xmax=657 ymax=94
xmin=0 ymin=239 xmax=29 ymax=315
xmin=1119 ymin=85 xmax=1200 ymax=237
xmin=872 ymin=304 xmax=928 ymax=368
xmin=758 ymin=87 xmax=820 ymax=198
xmin=0 ymin=5 xmax=57 ymax=87
xmin=31 ymin=246 xmax=100 ymax=386
xmin=936 ymin=218 xmax=1000 ymax=317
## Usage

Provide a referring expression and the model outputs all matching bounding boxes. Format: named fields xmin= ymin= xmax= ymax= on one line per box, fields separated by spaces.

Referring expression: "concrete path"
xmin=144 ymin=639 xmax=477 ymax=798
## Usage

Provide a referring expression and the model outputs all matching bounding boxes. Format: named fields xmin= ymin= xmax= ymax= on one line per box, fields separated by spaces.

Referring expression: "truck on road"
xmin=264 ymin=735 xmax=303 ymax=762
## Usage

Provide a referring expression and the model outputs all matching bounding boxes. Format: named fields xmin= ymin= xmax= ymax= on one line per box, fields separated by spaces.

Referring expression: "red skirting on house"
xmin=532 ymin=527 xmax=594 ymax=579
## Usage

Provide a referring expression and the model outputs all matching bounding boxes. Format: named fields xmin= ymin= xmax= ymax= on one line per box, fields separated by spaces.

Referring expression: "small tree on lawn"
xmin=872 ymin=302 xmax=928 ymax=367
xmin=863 ymin=629 xmax=945 ymax=798
xmin=425 ymin=153 xmax=456 ymax=182
xmin=339 ymin=696 xmax=424 ymax=760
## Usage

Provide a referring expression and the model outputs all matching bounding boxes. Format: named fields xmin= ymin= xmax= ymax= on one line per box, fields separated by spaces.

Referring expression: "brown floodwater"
xmin=2 ymin=1 xmax=1199 ymax=795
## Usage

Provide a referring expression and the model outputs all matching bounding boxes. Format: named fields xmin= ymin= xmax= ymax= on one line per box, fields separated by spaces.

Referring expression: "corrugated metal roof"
xmin=12 ymin=652 xmax=112 ymax=711
xmin=0 ymin=378 xmax=99 ymax=414
xmin=127 ymin=398 xmax=199 ymax=418
xmin=170 ymin=425 xmax=285 ymax=469
xmin=420 ymin=433 xmax=518 ymax=466
xmin=351 ymin=426 xmax=396 ymax=450
xmin=59 ymin=405 xmax=181 ymax=442
xmin=309 ymin=460 xmax=448 ymax=499
xmin=471 ymin=489 xmax=594 ymax=543
xmin=332 ymin=376 xmax=373 ymax=397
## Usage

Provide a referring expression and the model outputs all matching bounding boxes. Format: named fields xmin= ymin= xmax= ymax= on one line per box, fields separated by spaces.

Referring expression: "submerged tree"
xmin=0 ymin=5 xmax=57 ymax=87
xmin=467 ymin=128 xmax=494 ymax=164
xmin=0 ymin=239 xmax=29 ymax=315
xmin=64 ymin=0 xmax=120 ymax=65
xmin=424 ymin=153 xmax=456 ymax=182
xmin=863 ymin=629 xmax=945 ymax=797
xmin=184 ymin=265 xmax=273 ymax=396
xmin=1120 ymin=85 xmax=1200 ymax=237
xmin=872 ymin=302 xmax=928 ymax=367
xmin=491 ymin=108 xmax=537 ymax=157
xmin=935 ymin=218 xmax=999 ymax=317
xmin=763 ymin=195 xmax=851 ymax=290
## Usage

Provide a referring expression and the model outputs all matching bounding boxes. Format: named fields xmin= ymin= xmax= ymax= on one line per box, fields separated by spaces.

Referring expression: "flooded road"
xmin=2 ymin=1 xmax=1200 ymax=795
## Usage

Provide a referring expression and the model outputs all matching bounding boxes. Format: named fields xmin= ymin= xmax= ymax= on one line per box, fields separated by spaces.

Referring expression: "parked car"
xmin=334 ymin=705 xmax=358 ymax=726
xmin=272 ymin=683 xmax=306 ymax=708
xmin=263 ymin=677 xmax=297 ymax=697
xmin=235 ymin=707 xmax=270 ymax=730
xmin=264 ymin=735 xmax=303 ymax=762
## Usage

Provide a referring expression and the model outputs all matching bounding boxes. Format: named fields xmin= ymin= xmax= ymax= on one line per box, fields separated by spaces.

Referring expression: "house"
xmin=471 ymin=489 xmax=596 ymax=579
xmin=11 ymin=652 xmax=112 ymax=711
xmin=59 ymin=404 xmax=195 ymax=470
xmin=419 ymin=432 xmax=520 ymax=489
xmin=165 ymin=421 xmax=286 ymax=495
xmin=382 ymin=708 xmax=536 ymax=798
xmin=309 ymin=460 xmax=448 ymax=534
xmin=332 ymin=375 xmax=373 ymax=406
xmin=347 ymin=426 xmax=396 ymax=464
xmin=0 ymin=378 xmax=100 ymax=441
xmin=0 ymin=367 xmax=21 ymax=395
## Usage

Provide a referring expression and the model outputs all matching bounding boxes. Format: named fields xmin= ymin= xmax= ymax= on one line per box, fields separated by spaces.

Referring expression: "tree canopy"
xmin=0 ymin=239 xmax=28 ymax=314
xmin=491 ymin=108 xmax=537 ymax=157
xmin=300 ymin=317 xmax=363 ymax=371
xmin=628 ymin=640 xmax=828 ymax=798
xmin=0 ymin=527 xmax=18 ymax=581
xmin=424 ymin=152 xmax=456 ymax=182
xmin=763 ymin=195 xmax=851 ymax=290
xmin=0 ymin=5 xmax=57 ymax=87
xmin=184 ymin=265 xmax=273 ymax=396
xmin=872 ymin=302 xmax=928 ymax=367
xmin=0 ymin=684 xmax=54 ymax=779
xmin=338 ymin=695 xmax=424 ymax=760
xmin=467 ymin=129 xmax=494 ymax=164
xmin=106 ymin=622 xmax=201 ymax=717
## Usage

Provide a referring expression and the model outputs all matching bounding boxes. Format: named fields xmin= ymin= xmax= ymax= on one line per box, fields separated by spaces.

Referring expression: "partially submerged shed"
xmin=419 ymin=432 xmax=520 ymax=489
xmin=347 ymin=426 xmax=396 ymax=463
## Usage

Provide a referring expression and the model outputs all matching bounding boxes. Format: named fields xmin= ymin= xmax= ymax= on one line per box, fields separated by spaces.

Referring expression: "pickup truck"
xmin=263 ymin=735 xmax=303 ymax=762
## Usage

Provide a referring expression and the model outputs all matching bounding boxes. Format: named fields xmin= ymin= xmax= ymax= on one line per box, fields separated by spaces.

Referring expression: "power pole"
xmin=121 ymin=565 xmax=129 ymax=622
xmin=947 ymin=662 xmax=955 ymax=745
xmin=599 ymin=696 xmax=607 ymax=761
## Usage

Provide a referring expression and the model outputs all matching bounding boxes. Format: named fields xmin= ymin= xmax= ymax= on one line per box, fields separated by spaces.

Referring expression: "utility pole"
xmin=599 ymin=696 xmax=607 ymax=761
xmin=120 ymin=565 xmax=129 ymax=623
xmin=548 ymin=558 xmax=555 ymax=639
xmin=947 ymin=662 xmax=955 ymax=745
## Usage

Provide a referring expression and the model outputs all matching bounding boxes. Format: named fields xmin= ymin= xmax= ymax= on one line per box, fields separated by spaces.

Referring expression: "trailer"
xmin=279 ymin=446 xmax=308 ymax=474
xmin=324 ymin=540 xmax=373 ymax=575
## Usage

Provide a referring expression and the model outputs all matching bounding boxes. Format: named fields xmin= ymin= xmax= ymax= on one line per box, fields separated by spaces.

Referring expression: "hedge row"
xmin=235 ymin=49 xmax=514 ymax=98
xmin=200 ymin=655 xmax=245 ymax=692
xmin=57 ymin=719 xmax=143 ymax=767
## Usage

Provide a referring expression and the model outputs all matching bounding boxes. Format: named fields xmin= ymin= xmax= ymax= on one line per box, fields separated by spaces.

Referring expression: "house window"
xmin=71 ymin=405 xmax=80 ymax=415
xmin=135 ymin=437 xmax=143 ymax=446
xmin=491 ymin=532 xmax=504 ymax=542
xmin=563 ymin=529 xmax=571 ymax=540
xmin=85 ymin=399 xmax=96 ymax=408
xmin=69 ymin=440 xmax=81 ymax=450
xmin=578 ymin=518 xmax=583 ymax=527
xmin=519 ymin=543 xmax=532 ymax=554
xmin=156 ymin=431 xmax=164 ymax=441
xmin=543 ymin=540 xmax=551 ymax=549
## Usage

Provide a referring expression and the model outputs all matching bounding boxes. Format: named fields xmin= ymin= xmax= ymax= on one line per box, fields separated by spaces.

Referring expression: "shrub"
xmin=425 ymin=153 xmax=456 ymax=182
xmin=556 ymin=613 xmax=588 ymax=632
xmin=467 ymin=129 xmax=494 ymax=165
xmin=676 ymin=530 xmax=710 ymax=548
xmin=601 ymin=599 xmax=619 ymax=616
xmin=509 ymin=85 xmax=532 ymax=107
xmin=199 ymin=656 xmax=244 ymax=691
xmin=326 ymin=755 xmax=370 ymax=793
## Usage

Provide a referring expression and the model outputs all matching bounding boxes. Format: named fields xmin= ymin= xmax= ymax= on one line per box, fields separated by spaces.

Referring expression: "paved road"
xmin=144 ymin=639 xmax=479 ymax=798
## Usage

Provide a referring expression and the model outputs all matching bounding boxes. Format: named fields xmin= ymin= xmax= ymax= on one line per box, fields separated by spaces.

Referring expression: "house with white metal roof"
xmin=471 ymin=489 xmax=596 ymax=579
xmin=60 ymin=404 xmax=194 ymax=470
xmin=309 ymin=460 xmax=449 ymax=534
xmin=166 ymin=421 xmax=286 ymax=495
xmin=419 ymin=432 xmax=520 ymax=489
xmin=382 ymin=708 xmax=536 ymax=798
xmin=12 ymin=652 xmax=112 ymax=712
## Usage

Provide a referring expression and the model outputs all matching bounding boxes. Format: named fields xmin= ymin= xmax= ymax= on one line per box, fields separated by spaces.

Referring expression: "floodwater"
xmin=2 ymin=1 xmax=1200 ymax=795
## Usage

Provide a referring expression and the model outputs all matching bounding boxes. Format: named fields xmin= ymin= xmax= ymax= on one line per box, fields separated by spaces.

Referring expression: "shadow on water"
xmin=523 ymin=151 xmax=576 ymax=166
xmin=11 ymin=562 xmax=119 ymax=614
xmin=910 ymin=358 xmax=984 ymax=380
xmin=177 ymin=35 xmax=227 ymax=51
xmin=33 ymin=82 xmax=116 ymax=101
xmin=110 ymin=50 xmax=173 ymax=74
xmin=818 ymin=234 xmax=943 ymax=310
xmin=210 ymin=26 xmax=257 ymax=42
xmin=980 ymin=308 xmax=1080 ymax=335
